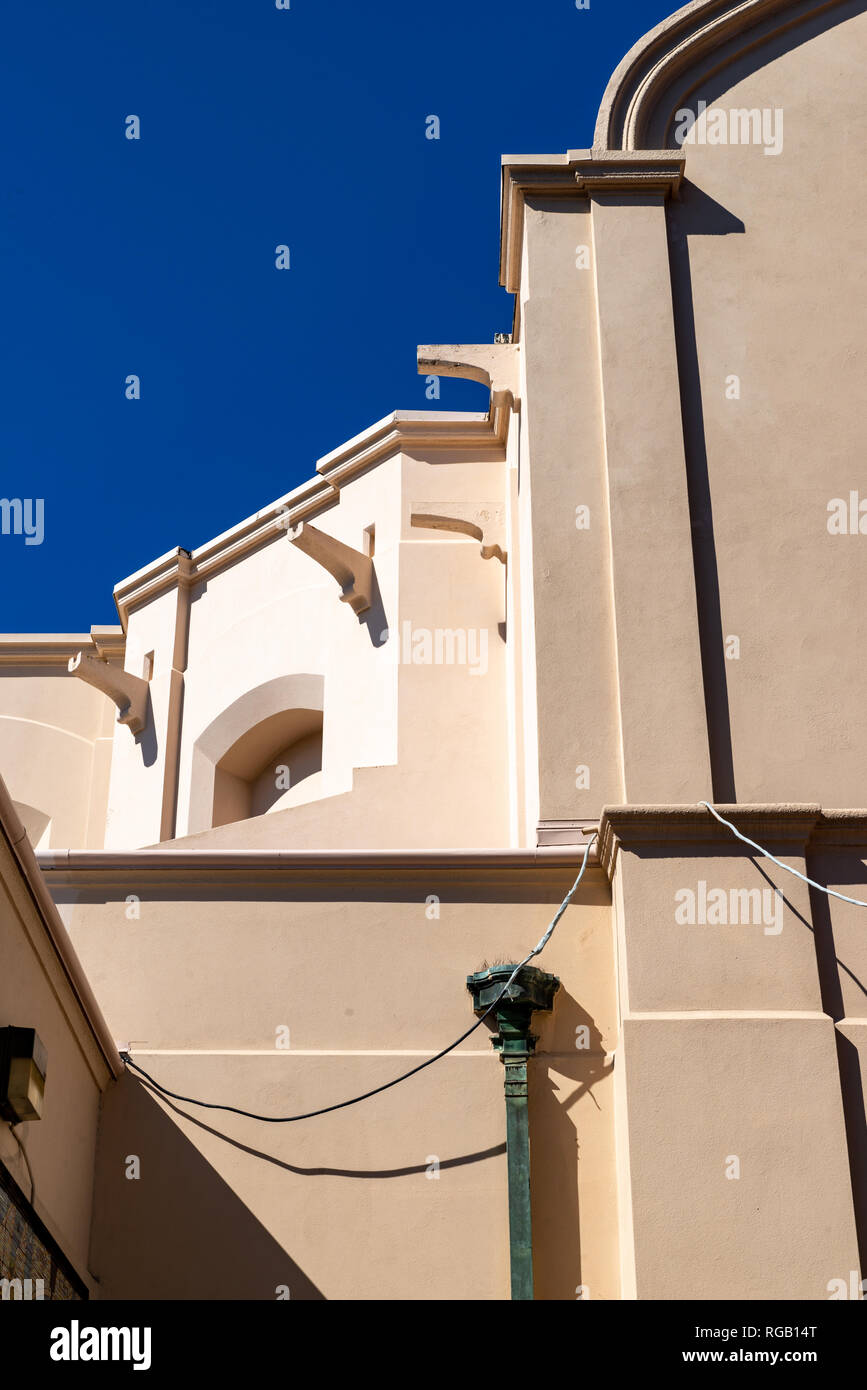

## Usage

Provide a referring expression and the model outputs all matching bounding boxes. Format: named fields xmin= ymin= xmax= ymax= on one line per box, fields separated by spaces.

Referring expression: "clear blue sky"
xmin=0 ymin=0 xmax=671 ymax=630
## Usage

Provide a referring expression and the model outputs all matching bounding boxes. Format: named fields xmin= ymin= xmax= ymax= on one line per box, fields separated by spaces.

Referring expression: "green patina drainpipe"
xmin=466 ymin=963 xmax=560 ymax=1301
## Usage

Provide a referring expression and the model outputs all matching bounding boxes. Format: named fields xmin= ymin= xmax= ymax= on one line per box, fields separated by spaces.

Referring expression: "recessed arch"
xmin=187 ymin=674 xmax=324 ymax=835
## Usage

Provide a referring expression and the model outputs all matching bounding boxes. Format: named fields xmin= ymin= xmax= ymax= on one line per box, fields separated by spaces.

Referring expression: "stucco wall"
xmin=669 ymin=2 xmax=867 ymax=804
xmin=600 ymin=808 xmax=863 ymax=1299
xmin=0 ymin=664 xmax=115 ymax=851
xmin=51 ymin=859 xmax=617 ymax=1300
xmin=95 ymin=436 xmax=513 ymax=852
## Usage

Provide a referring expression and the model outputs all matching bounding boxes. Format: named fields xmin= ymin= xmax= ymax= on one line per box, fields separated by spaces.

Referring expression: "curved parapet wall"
xmin=594 ymin=0 xmax=859 ymax=149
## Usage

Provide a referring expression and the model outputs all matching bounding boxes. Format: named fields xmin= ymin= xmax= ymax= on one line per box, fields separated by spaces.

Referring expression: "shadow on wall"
xmin=807 ymin=856 xmax=867 ymax=1274
xmin=360 ymin=564 xmax=389 ymax=649
xmin=135 ymin=700 xmax=158 ymax=770
xmin=90 ymin=1072 xmax=326 ymax=1300
xmin=667 ymin=180 xmax=745 ymax=805
xmin=529 ymin=990 xmax=611 ymax=1301
xmin=93 ymin=1071 xmax=509 ymax=1299
xmin=836 ymin=1033 xmax=867 ymax=1274
xmin=125 ymin=1076 xmax=507 ymax=1181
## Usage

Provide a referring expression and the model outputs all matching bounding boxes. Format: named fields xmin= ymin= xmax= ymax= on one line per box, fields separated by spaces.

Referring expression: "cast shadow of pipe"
xmin=529 ymin=989 xmax=613 ymax=1301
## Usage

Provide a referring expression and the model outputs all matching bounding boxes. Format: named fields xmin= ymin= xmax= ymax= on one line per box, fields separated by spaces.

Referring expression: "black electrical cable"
xmin=121 ymin=836 xmax=596 ymax=1123
xmin=124 ymin=1007 xmax=496 ymax=1123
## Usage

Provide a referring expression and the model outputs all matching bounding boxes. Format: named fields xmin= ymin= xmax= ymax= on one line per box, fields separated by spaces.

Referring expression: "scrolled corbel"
xmin=411 ymin=510 xmax=506 ymax=564
xmin=416 ymin=342 xmax=520 ymax=409
xmin=67 ymin=652 xmax=149 ymax=736
xmin=288 ymin=521 xmax=374 ymax=616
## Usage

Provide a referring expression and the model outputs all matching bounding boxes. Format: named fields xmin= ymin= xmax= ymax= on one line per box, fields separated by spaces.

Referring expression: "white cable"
xmin=495 ymin=832 xmax=598 ymax=996
xmin=700 ymin=800 xmax=867 ymax=909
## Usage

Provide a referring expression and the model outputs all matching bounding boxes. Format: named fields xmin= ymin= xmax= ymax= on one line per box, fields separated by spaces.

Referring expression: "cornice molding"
xmin=595 ymin=802 xmax=867 ymax=878
xmin=808 ymin=811 xmax=867 ymax=849
xmin=537 ymin=820 xmax=602 ymax=847
xmin=0 ymin=627 xmax=125 ymax=667
xmin=112 ymin=411 xmax=507 ymax=630
xmin=499 ymin=150 xmax=685 ymax=293
xmin=570 ymin=150 xmax=686 ymax=194
xmin=594 ymin=0 xmax=848 ymax=150
xmin=112 ymin=547 xmax=195 ymax=633
xmin=314 ymin=408 xmax=509 ymax=491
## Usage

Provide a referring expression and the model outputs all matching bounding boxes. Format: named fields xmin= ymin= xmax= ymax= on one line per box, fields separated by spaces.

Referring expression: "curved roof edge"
xmin=594 ymin=0 xmax=846 ymax=150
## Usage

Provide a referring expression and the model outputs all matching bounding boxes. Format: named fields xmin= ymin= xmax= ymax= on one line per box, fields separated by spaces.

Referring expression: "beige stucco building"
xmin=0 ymin=0 xmax=865 ymax=1300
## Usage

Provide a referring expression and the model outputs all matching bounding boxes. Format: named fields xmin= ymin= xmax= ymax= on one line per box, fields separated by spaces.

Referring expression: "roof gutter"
xmin=37 ymin=843 xmax=601 ymax=874
xmin=0 ymin=777 xmax=123 ymax=1081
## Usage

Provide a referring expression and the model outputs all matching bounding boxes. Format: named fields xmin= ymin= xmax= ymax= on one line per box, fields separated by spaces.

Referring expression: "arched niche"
xmin=187 ymin=674 xmax=324 ymax=835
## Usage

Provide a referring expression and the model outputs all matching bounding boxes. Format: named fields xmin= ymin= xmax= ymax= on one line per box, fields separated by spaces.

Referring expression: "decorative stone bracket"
xmin=287 ymin=520 xmax=374 ymax=616
xmin=410 ymin=509 xmax=506 ymax=564
xmin=417 ymin=342 xmax=520 ymax=411
xmin=67 ymin=652 xmax=149 ymax=736
xmin=466 ymin=963 xmax=560 ymax=1301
